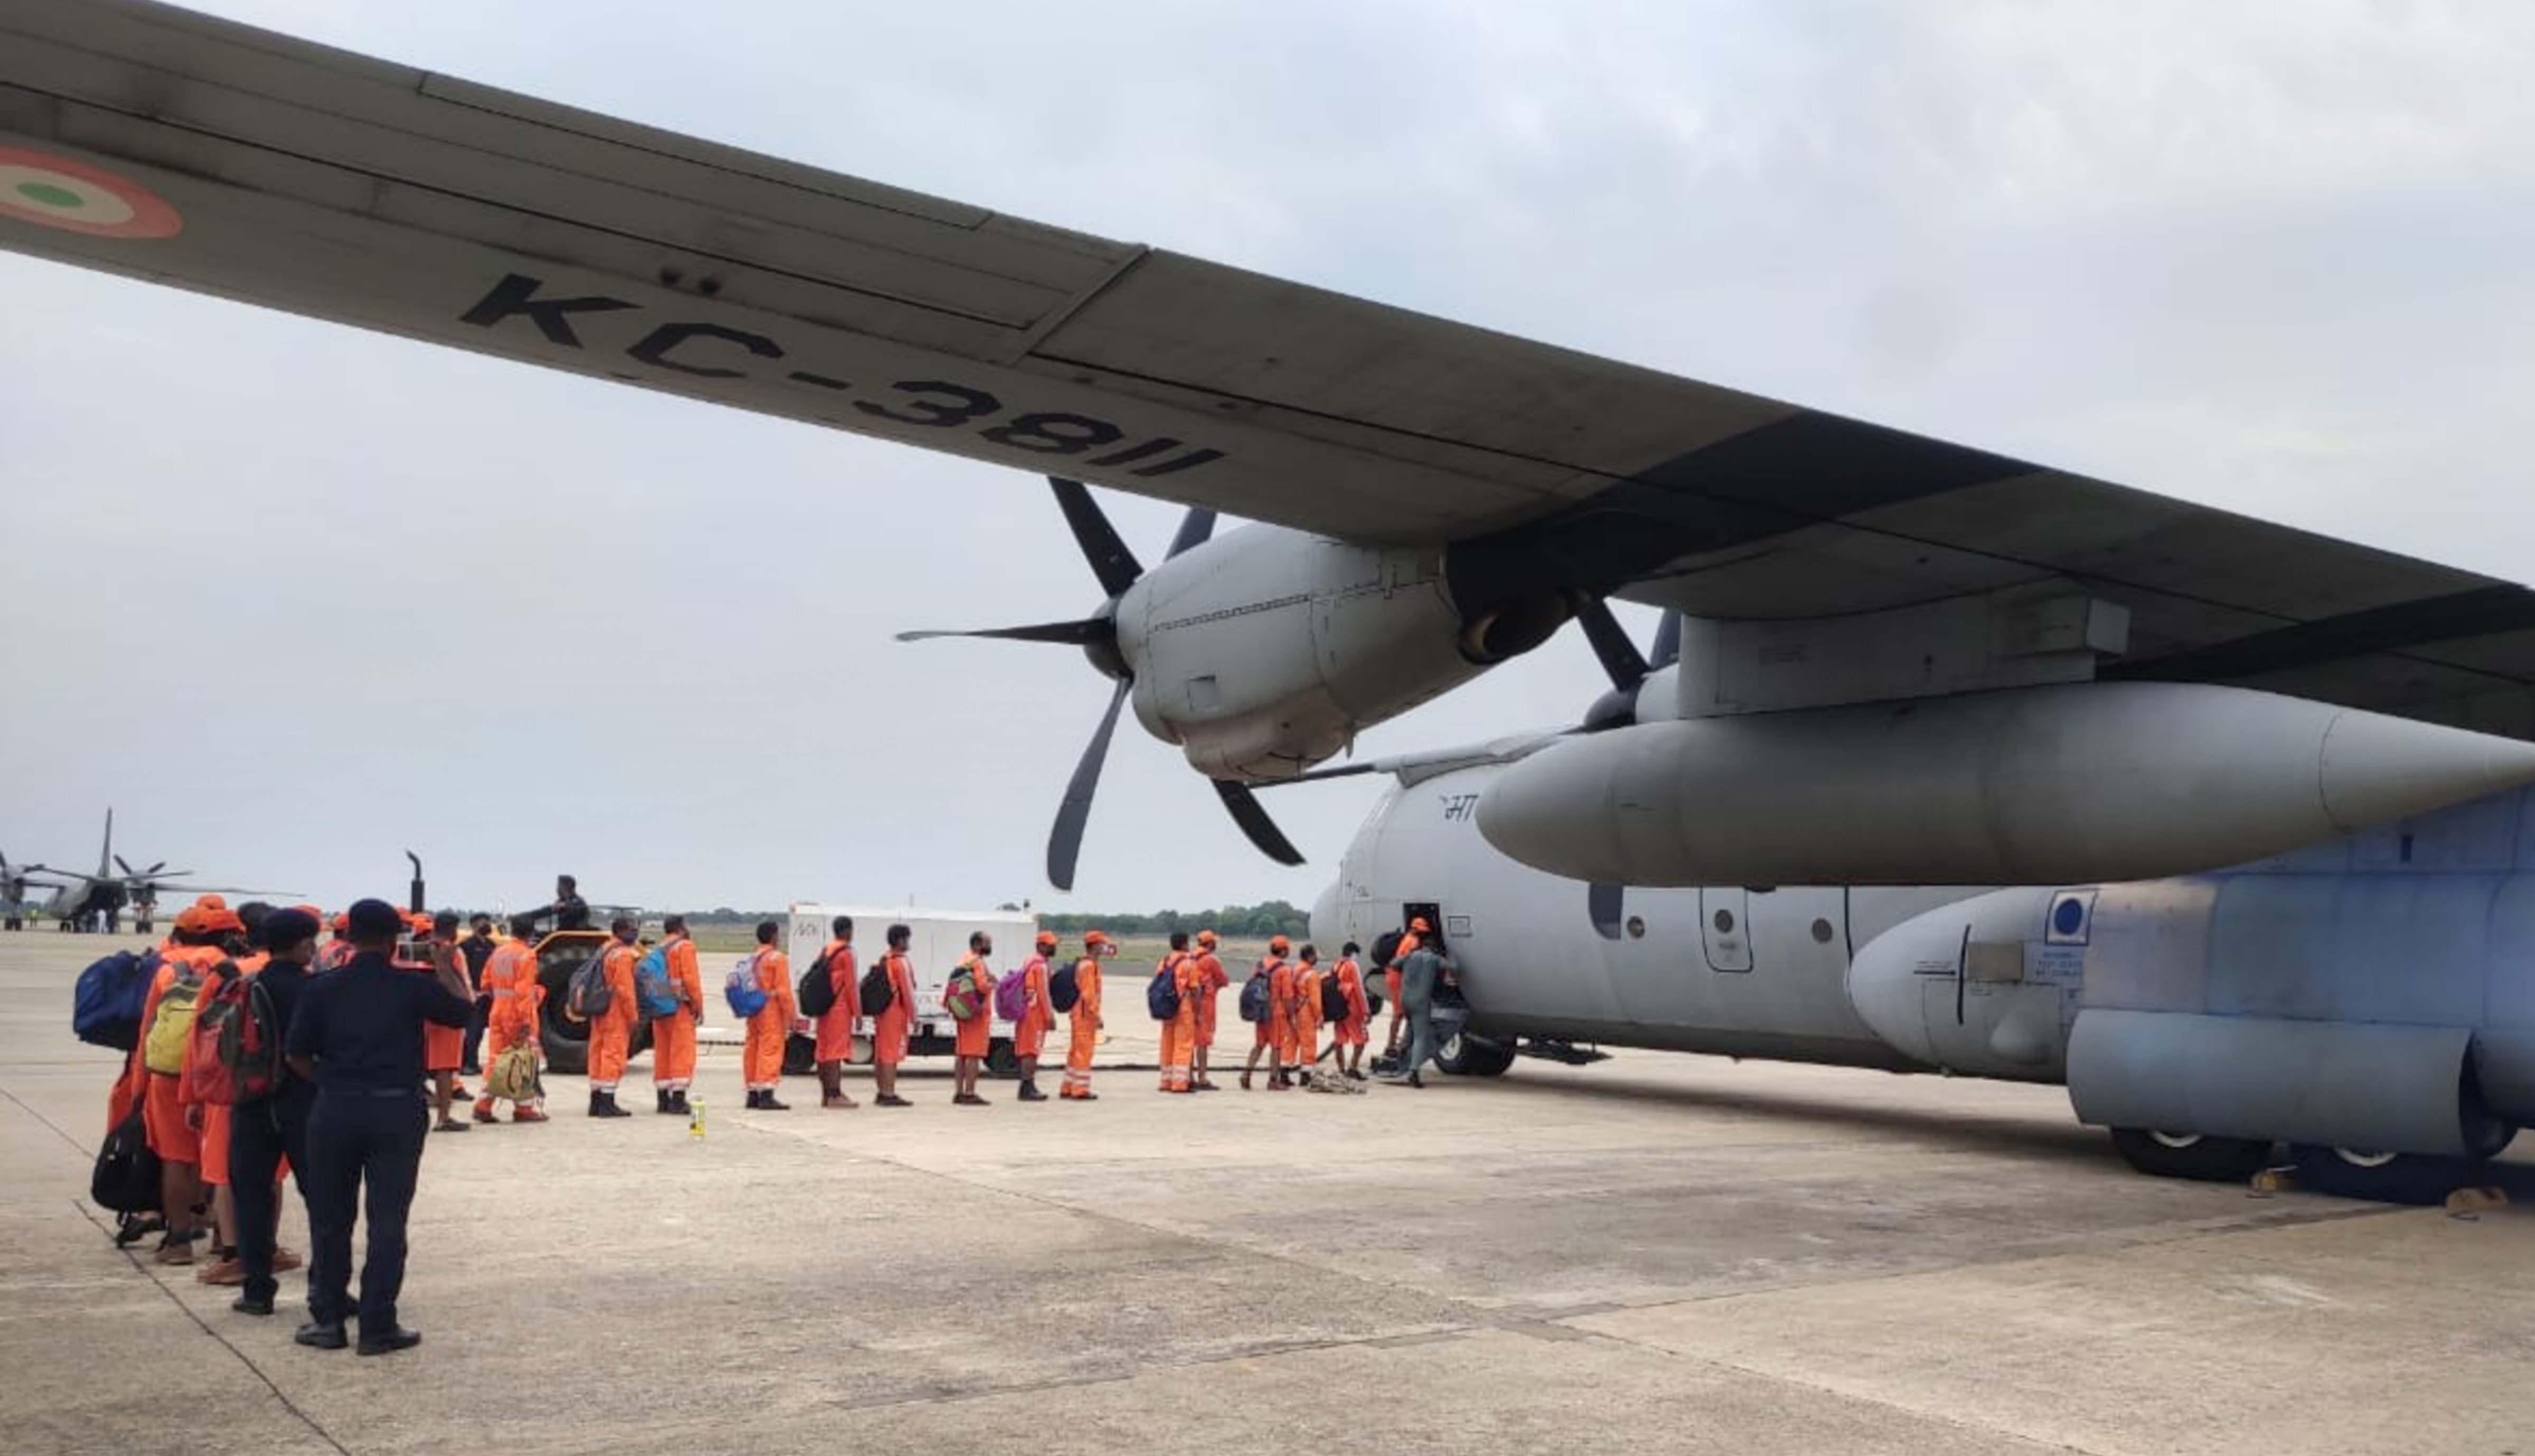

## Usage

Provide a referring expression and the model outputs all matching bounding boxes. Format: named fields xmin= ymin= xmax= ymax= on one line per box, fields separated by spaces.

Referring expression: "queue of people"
xmin=100 ymin=887 xmax=1451 ymax=1358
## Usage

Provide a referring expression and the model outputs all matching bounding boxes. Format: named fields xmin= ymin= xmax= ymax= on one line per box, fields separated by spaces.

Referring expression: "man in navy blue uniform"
xmin=229 ymin=906 xmax=322 ymax=1318
xmin=285 ymin=898 xmax=471 ymax=1355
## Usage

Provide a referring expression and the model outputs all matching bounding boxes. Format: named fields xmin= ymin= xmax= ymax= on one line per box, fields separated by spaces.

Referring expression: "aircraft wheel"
xmin=782 ymin=1032 xmax=815 ymax=1077
xmin=2288 ymin=1144 xmax=2461 ymax=1205
xmin=985 ymin=1038 xmax=1020 ymax=1078
xmin=2107 ymin=1128 xmax=2273 ymax=1182
xmin=1434 ymin=1030 xmax=1516 ymax=1078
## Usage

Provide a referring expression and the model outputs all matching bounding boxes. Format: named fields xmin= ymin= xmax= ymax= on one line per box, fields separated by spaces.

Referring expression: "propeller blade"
xmin=1047 ymin=679 xmax=1133 ymax=891
xmin=1049 ymin=477 xmax=1144 ymax=599
xmin=147 ymin=860 xmax=167 ymax=876
xmin=1650 ymin=609 xmax=1683 ymax=670
xmin=114 ymin=855 xmax=136 ymax=877
xmin=895 ymin=619 xmax=1108 ymax=646
xmin=1213 ymin=780 xmax=1306 ymax=868
xmin=1575 ymin=601 xmax=1651 ymax=692
xmin=1163 ymin=506 xmax=1218 ymax=560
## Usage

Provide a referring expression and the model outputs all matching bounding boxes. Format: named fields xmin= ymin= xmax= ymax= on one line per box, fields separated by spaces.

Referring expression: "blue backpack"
xmin=634 ymin=946 xmax=680 ymax=1018
xmin=1146 ymin=956 xmax=1182 ymax=1021
xmin=73 ymin=950 xmax=155 ymax=1050
xmin=724 ymin=953 xmax=769 ymax=1018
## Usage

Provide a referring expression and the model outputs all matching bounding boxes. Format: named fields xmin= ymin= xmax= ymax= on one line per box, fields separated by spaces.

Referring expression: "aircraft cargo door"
xmin=1700 ymin=888 xmax=1753 ymax=972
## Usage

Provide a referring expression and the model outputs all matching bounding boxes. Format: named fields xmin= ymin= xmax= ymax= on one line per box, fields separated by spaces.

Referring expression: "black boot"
xmin=655 ymin=1088 xmax=672 ymax=1114
xmin=588 ymin=1090 xmax=605 ymax=1117
xmin=669 ymin=1090 xmax=690 ymax=1116
xmin=594 ymin=1091 xmax=632 ymax=1118
xmin=759 ymin=1091 xmax=790 ymax=1111
xmin=1018 ymin=1081 xmax=1047 ymax=1102
xmin=744 ymin=1090 xmax=763 ymax=1110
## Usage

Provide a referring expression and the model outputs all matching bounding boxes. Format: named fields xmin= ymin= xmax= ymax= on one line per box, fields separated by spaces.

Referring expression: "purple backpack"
xmin=993 ymin=961 xmax=1035 ymax=1022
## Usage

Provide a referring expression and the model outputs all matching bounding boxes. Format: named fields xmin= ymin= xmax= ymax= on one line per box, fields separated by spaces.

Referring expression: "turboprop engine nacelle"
xmin=1476 ymin=681 xmax=2535 ymax=886
xmin=1116 ymin=524 xmax=1569 ymax=781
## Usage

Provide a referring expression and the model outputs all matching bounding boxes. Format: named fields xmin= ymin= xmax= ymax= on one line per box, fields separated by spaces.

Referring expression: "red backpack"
xmin=185 ymin=961 xmax=281 ymax=1105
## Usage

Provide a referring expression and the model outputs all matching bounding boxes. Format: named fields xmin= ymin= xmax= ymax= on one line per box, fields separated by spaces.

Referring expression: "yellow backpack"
xmin=142 ymin=968 xmax=204 ymax=1075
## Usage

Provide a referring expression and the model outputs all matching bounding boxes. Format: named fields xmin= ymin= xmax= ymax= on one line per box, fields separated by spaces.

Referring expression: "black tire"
xmin=540 ymin=1019 xmax=588 ymax=1076
xmin=782 ymin=1032 xmax=815 ymax=1077
xmin=2108 ymin=1128 xmax=2274 ymax=1183
xmin=2288 ymin=1144 xmax=2472 ymax=1205
xmin=985 ymin=1038 xmax=1019 ymax=1078
xmin=1434 ymin=1030 xmax=1516 ymax=1078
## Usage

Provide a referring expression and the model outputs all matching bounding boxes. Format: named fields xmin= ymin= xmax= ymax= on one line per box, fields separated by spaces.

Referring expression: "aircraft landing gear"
xmin=2107 ymin=1128 xmax=2273 ymax=1183
xmin=1433 ymin=1030 xmax=1517 ymax=1078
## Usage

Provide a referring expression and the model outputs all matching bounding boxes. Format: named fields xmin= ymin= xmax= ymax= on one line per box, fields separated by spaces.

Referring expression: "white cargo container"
xmin=781 ymin=903 xmax=1040 ymax=1072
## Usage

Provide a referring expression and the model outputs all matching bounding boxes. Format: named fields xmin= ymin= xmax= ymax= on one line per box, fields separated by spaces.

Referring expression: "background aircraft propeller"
xmin=896 ymin=476 xmax=1297 ymax=890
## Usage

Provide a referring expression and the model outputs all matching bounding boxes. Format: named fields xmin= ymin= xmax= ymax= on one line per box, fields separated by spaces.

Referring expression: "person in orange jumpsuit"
xmin=743 ymin=918 xmax=795 ymax=1110
xmin=1188 ymin=929 xmax=1228 ymax=1091
xmin=1154 ymin=932 xmax=1196 ymax=1093
xmin=183 ymin=903 xmax=276 ymax=1286
xmin=1292 ymin=944 xmax=1327 ymax=1076
xmin=1060 ymin=931 xmax=1110 ymax=1101
xmin=810 ymin=914 xmax=859 ymax=1109
xmin=1332 ymin=942 xmax=1372 ymax=1079
xmin=137 ymin=901 xmax=239 ymax=1264
xmin=585 ymin=917 xmax=641 ymax=1117
xmin=1012 ymin=931 xmax=1059 ymax=1102
xmin=871 ymin=924 xmax=919 ymax=1107
xmin=1384 ymin=918 xmax=1429 ymax=1060
xmin=651 ymin=914 xmax=704 ymax=1115
xmin=419 ymin=912 xmax=475 ymax=1133
xmin=1241 ymin=936 xmax=1297 ymax=1089
xmin=945 ymin=931 xmax=996 ymax=1106
xmin=473 ymin=916 xmax=548 ymax=1123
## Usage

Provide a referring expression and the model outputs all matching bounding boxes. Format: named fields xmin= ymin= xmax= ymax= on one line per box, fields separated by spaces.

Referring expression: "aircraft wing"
xmin=4 ymin=1 xmax=2529 ymax=735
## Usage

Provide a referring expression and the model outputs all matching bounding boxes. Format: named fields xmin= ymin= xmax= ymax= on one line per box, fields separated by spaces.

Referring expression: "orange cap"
xmin=1085 ymin=929 xmax=1114 ymax=949
xmin=1409 ymin=916 xmax=1432 ymax=933
xmin=173 ymin=905 xmax=205 ymax=935
xmin=1035 ymin=930 xmax=1058 ymax=950
xmin=1196 ymin=928 xmax=1217 ymax=946
xmin=203 ymin=907 xmax=245 ymax=935
xmin=293 ymin=904 xmax=324 ymax=920
xmin=194 ymin=894 xmax=229 ymax=911
xmin=330 ymin=911 xmax=350 ymax=933
xmin=1269 ymin=934 xmax=1291 ymax=954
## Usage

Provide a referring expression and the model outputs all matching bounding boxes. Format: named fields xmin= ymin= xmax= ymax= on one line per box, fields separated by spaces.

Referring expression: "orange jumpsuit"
xmin=1292 ymin=963 xmax=1325 ymax=1067
xmin=139 ymin=948 xmax=222 ymax=1164
xmin=586 ymin=942 xmax=640 ymax=1092
xmin=948 ymin=955 xmax=993 ymax=1059
xmin=420 ymin=944 xmax=472 ymax=1074
xmin=1060 ymin=957 xmax=1102 ymax=1099
xmin=182 ymin=951 xmax=268 ymax=1187
xmin=315 ymin=938 xmax=354 ymax=973
xmin=1190 ymin=951 xmax=1226 ymax=1049
xmin=1334 ymin=957 xmax=1371 ymax=1047
xmin=651 ymin=936 xmax=702 ymax=1091
xmin=477 ymin=937 xmax=543 ymax=1115
xmin=872 ymin=952 xmax=918 ymax=1066
xmin=744 ymin=948 xmax=794 ymax=1092
xmin=811 ymin=939 xmax=859 ymax=1065
xmin=1250 ymin=956 xmax=1291 ymax=1052
xmin=1155 ymin=953 xmax=1195 ymax=1092
xmin=1012 ymin=955 xmax=1055 ymax=1060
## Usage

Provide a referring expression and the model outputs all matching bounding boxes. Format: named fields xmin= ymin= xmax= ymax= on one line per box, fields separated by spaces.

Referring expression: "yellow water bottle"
xmin=688 ymin=1093 xmax=706 ymax=1140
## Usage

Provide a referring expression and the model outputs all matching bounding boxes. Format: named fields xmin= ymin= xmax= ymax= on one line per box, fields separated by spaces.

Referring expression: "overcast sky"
xmin=5 ymin=1 xmax=2532 ymax=915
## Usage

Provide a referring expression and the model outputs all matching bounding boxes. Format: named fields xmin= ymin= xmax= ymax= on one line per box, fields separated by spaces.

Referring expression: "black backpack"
xmin=1238 ymin=967 xmax=1272 ymax=1022
xmin=1318 ymin=974 xmax=1347 ymax=1022
xmin=1049 ymin=961 xmax=1081 ymax=1014
xmin=859 ymin=961 xmax=895 ymax=1017
xmin=1369 ymin=930 xmax=1405 ymax=970
xmin=797 ymin=948 xmax=838 ymax=1017
xmin=91 ymin=1106 xmax=161 ymax=1215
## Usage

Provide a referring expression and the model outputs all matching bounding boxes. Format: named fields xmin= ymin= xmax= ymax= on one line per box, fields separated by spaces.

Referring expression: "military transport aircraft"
xmin=16 ymin=809 xmax=290 ymax=934
xmin=6 ymin=2 xmax=2535 ymax=1192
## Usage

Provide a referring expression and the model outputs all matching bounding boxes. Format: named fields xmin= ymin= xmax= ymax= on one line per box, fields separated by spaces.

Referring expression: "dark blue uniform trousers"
xmin=229 ymin=1086 xmax=314 ymax=1306
xmin=304 ymin=1089 xmax=427 ymax=1337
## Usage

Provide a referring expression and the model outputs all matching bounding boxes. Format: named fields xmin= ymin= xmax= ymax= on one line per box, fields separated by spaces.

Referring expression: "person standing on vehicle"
xmin=545 ymin=875 xmax=590 ymax=932
xmin=472 ymin=916 xmax=547 ymax=1123
xmin=871 ymin=924 xmax=919 ymax=1107
xmin=1189 ymin=929 xmax=1228 ymax=1091
xmin=1060 ymin=931 xmax=1110 ymax=1101
xmin=743 ymin=919 xmax=795 ymax=1111
xmin=1012 ymin=931 xmax=1059 ymax=1102
xmin=422 ymin=913 xmax=473 ymax=1134
xmin=1388 ymin=929 xmax=1457 ymax=1089
xmin=1332 ymin=942 xmax=1372 ymax=1080
xmin=285 ymin=898 xmax=471 ymax=1355
xmin=650 ymin=914 xmax=703 ymax=1115
xmin=457 ymin=914 xmax=496 ymax=1076
xmin=229 ymin=907 xmax=321 ymax=1318
xmin=811 ymin=915 xmax=859 ymax=1110
xmin=585 ymin=917 xmax=640 ymax=1118
xmin=945 ymin=931 xmax=995 ymax=1106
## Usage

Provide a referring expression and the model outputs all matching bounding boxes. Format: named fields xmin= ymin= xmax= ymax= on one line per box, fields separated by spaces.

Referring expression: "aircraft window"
xmin=1625 ymin=915 xmax=1646 ymax=940
xmin=1811 ymin=918 xmax=1834 ymax=944
xmin=1712 ymin=908 xmax=1735 ymax=935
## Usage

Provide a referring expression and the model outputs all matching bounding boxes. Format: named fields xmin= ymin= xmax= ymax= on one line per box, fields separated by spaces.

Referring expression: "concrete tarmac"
xmin=4 ymin=933 xmax=2531 ymax=1455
